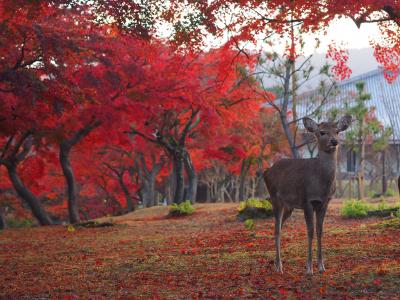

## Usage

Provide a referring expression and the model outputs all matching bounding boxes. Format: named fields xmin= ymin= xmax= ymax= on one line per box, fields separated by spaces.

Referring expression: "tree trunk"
xmin=280 ymin=112 xmax=300 ymax=159
xmin=281 ymin=62 xmax=300 ymax=159
xmin=60 ymin=144 xmax=80 ymax=224
xmin=144 ymin=172 xmax=157 ymax=207
xmin=148 ymin=161 xmax=163 ymax=206
xmin=173 ymin=153 xmax=185 ymax=204
xmin=59 ymin=121 xmax=100 ymax=223
xmin=0 ymin=208 xmax=7 ymax=229
xmin=357 ymin=132 xmax=365 ymax=200
xmin=137 ymin=167 xmax=150 ymax=207
xmin=137 ymin=153 xmax=164 ymax=207
xmin=6 ymin=163 xmax=52 ymax=225
xmin=239 ymin=159 xmax=250 ymax=201
xmin=337 ymin=169 xmax=344 ymax=198
xmin=382 ymin=150 xmax=387 ymax=195
xmin=147 ymin=173 xmax=157 ymax=207
xmin=206 ymin=182 xmax=211 ymax=203
xmin=168 ymin=166 xmax=176 ymax=204
xmin=184 ymin=152 xmax=197 ymax=203
xmin=118 ymin=176 xmax=135 ymax=212
xmin=255 ymin=170 xmax=266 ymax=198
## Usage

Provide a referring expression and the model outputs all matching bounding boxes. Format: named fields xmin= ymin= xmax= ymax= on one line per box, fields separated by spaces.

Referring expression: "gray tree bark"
xmin=7 ymin=163 xmax=53 ymax=225
xmin=173 ymin=152 xmax=185 ymax=204
xmin=136 ymin=153 xmax=164 ymax=207
xmin=1 ymin=133 xmax=53 ymax=225
xmin=59 ymin=120 xmax=101 ymax=224
xmin=118 ymin=175 xmax=135 ymax=212
xmin=0 ymin=207 xmax=7 ymax=229
xmin=184 ymin=152 xmax=197 ymax=202
xmin=238 ymin=158 xmax=251 ymax=201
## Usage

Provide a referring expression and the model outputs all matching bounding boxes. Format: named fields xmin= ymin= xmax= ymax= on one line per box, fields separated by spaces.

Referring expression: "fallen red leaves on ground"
xmin=1 ymin=202 xmax=399 ymax=299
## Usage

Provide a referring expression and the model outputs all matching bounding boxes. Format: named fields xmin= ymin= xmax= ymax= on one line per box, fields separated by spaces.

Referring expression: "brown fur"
xmin=264 ymin=115 xmax=352 ymax=274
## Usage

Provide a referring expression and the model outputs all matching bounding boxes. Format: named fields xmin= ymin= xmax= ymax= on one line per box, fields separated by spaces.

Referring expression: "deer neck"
xmin=317 ymin=150 xmax=337 ymax=180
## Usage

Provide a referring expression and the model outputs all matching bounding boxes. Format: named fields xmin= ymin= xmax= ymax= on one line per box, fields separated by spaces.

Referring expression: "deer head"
xmin=303 ymin=115 xmax=352 ymax=154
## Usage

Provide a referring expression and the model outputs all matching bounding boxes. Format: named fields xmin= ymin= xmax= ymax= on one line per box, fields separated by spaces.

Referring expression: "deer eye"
xmin=320 ymin=131 xmax=327 ymax=136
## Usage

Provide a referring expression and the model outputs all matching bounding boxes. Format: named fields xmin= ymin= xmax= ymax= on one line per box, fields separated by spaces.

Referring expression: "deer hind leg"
xmin=316 ymin=206 xmax=327 ymax=273
xmin=304 ymin=203 xmax=314 ymax=275
xmin=281 ymin=208 xmax=293 ymax=230
xmin=273 ymin=204 xmax=284 ymax=274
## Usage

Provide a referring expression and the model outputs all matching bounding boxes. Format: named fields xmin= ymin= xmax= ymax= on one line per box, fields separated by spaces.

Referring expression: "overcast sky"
xmin=302 ymin=18 xmax=381 ymax=55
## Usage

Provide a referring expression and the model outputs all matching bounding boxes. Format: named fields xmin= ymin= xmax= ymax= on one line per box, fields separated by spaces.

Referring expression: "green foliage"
xmin=7 ymin=218 xmax=33 ymax=228
xmin=238 ymin=198 xmax=272 ymax=212
xmin=384 ymin=187 xmax=396 ymax=197
xmin=371 ymin=124 xmax=392 ymax=152
xmin=244 ymin=219 xmax=254 ymax=230
xmin=395 ymin=208 xmax=400 ymax=218
xmin=377 ymin=197 xmax=389 ymax=210
xmin=367 ymin=188 xmax=396 ymax=198
xmin=237 ymin=198 xmax=273 ymax=221
xmin=169 ymin=200 xmax=195 ymax=217
xmin=344 ymin=81 xmax=392 ymax=153
xmin=342 ymin=199 xmax=400 ymax=218
xmin=367 ymin=190 xmax=376 ymax=198
xmin=341 ymin=199 xmax=369 ymax=218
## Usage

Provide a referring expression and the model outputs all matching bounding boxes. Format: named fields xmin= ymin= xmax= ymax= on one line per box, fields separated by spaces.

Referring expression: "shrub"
xmin=169 ymin=200 xmax=195 ymax=217
xmin=7 ymin=218 xmax=33 ymax=228
xmin=384 ymin=187 xmax=396 ymax=197
xmin=238 ymin=198 xmax=272 ymax=212
xmin=237 ymin=198 xmax=273 ymax=221
xmin=244 ymin=219 xmax=254 ymax=230
xmin=341 ymin=199 xmax=369 ymax=218
xmin=341 ymin=199 xmax=400 ymax=218
xmin=377 ymin=197 xmax=389 ymax=210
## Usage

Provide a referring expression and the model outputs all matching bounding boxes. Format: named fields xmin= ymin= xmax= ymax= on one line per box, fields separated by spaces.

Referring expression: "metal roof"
xmin=291 ymin=68 xmax=400 ymax=142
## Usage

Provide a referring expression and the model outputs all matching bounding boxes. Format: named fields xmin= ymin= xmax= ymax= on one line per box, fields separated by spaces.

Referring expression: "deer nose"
xmin=331 ymin=139 xmax=338 ymax=146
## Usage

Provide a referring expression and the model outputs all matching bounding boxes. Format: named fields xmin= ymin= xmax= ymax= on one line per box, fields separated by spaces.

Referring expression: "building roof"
xmin=293 ymin=68 xmax=400 ymax=142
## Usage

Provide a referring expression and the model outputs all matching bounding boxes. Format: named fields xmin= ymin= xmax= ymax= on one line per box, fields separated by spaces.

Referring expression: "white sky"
xmin=302 ymin=18 xmax=381 ymax=55
xmin=157 ymin=15 xmax=382 ymax=58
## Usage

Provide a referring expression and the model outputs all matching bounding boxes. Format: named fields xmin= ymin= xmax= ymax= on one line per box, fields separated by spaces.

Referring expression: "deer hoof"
xmin=318 ymin=264 xmax=326 ymax=273
xmin=275 ymin=263 xmax=283 ymax=274
xmin=306 ymin=267 xmax=313 ymax=275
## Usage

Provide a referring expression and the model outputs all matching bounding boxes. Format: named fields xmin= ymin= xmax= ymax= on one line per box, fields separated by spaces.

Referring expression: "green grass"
xmin=341 ymin=198 xmax=400 ymax=218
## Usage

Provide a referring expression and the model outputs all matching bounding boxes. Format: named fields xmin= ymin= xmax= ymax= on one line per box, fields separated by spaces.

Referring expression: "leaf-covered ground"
xmin=1 ymin=201 xmax=400 ymax=299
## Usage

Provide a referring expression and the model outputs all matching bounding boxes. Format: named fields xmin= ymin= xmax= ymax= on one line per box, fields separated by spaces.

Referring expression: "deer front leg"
xmin=316 ymin=207 xmax=327 ymax=273
xmin=304 ymin=203 xmax=314 ymax=275
xmin=273 ymin=205 xmax=284 ymax=274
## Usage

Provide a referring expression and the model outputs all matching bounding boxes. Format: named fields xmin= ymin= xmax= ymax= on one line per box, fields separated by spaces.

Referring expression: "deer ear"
xmin=303 ymin=117 xmax=318 ymax=133
xmin=337 ymin=114 xmax=352 ymax=132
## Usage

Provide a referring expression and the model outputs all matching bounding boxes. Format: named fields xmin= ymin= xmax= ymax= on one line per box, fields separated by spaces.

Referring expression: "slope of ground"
xmin=1 ymin=200 xmax=399 ymax=299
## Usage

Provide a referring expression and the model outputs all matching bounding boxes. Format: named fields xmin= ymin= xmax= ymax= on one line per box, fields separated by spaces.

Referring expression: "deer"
xmin=264 ymin=115 xmax=352 ymax=275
